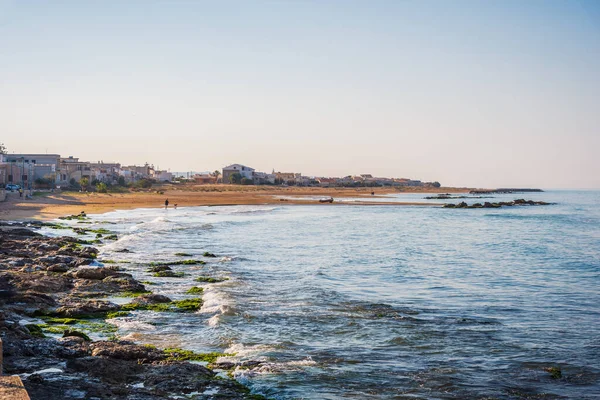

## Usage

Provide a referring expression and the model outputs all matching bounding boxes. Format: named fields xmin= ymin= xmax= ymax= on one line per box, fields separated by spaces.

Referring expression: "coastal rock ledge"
xmin=0 ymin=225 xmax=265 ymax=399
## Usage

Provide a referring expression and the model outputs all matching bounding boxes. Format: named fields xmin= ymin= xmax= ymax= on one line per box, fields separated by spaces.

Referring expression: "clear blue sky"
xmin=1 ymin=0 xmax=599 ymax=188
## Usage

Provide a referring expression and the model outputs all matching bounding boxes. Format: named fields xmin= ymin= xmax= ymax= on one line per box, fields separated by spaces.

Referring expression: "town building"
xmin=58 ymin=156 xmax=92 ymax=186
xmin=91 ymin=162 xmax=121 ymax=184
xmin=153 ymin=170 xmax=173 ymax=182
xmin=222 ymin=164 xmax=255 ymax=183
xmin=193 ymin=173 xmax=217 ymax=184
xmin=3 ymin=154 xmax=60 ymax=188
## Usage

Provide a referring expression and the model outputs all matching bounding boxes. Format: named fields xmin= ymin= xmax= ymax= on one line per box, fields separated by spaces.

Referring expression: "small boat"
xmin=319 ymin=197 xmax=334 ymax=203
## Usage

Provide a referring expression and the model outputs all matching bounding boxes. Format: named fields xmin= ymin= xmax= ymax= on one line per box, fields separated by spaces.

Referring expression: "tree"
xmin=229 ymin=172 xmax=242 ymax=184
xmin=432 ymin=181 xmax=441 ymax=188
xmin=241 ymin=177 xmax=254 ymax=185
xmin=96 ymin=182 xmax=108 ymax=193
xmin=79 ymin=177 xmax=89 ymax=192
xmin=117 ymin=176 xmax=126 ymax=186
xmin=0 ymin=143 xmax=6 ymax=154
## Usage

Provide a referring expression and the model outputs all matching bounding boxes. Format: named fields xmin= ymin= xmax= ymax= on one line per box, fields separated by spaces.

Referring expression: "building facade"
xmin=222 ymin=164 xmax=255 ymax=183
xmin=2 ymin=154 xmax=60 ymax=188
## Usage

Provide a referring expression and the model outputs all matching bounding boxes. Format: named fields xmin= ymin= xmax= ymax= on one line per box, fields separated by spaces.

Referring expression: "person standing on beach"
xmin=165 ymin=199 xmax=169 ymax=209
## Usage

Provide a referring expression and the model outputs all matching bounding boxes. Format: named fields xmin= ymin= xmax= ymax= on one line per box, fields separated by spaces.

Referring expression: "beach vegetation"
xmin=42 ymin=317 xmax=79 ymax=325
xmin=173 ymin=298 xmax=203 ymax=311
xmin=79 ymin=177 xmax=90 ymax=192
xmin=25 ymin=324 xmax=46 ymax=338
xmin=152 ymin=271 xmax=185 ymax=278
xmin=194 ymin=276 xmax=228 ymax=283
xmin=149 ymin=259 xmax=205 ymax=266
xmin=203 ymin=252 xmax=217 ymax=257
xmin=120 ymin=297 xmax=202 ymax=312
xmin=63 ymin=329 xmax=91 ymax=341
xmin=133 ymin=178 xmax=154 ymax=189
xmin=96 ymin=182 xmax=108 ymax=193
xmin=175 ymin=252 xmax=193 ymax=257
xmin=59 ymin=213 xmax=88 ymax=221
xmin=106 ymin=311 xmax=130 ymax=319
xmin=115 ymin=290 xmax=152 ymax=298
xmin=229 ymin=172 xmax=242 ymax=184
xmin=185 ymin=286 xmax=204 ymax=294
xmin=162 ymin=348 xmax=233 ymax=363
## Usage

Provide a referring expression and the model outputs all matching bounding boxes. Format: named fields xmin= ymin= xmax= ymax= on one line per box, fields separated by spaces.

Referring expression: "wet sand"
xmin=0 ymin=184 xmax=470 ymax=221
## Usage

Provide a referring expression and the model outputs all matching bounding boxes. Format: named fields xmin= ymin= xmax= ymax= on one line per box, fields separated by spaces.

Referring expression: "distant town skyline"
xmin=1 ymin=1 xmax=599 ymax=189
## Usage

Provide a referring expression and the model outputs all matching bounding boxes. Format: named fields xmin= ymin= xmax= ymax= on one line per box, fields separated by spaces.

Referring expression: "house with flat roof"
xmin=222 ymin=164 xmax=255 ymax=183
xmin=3 ymin=154 xmax=60 ymax=188
xmin=58 ymin=156 xmax=92 ymax=186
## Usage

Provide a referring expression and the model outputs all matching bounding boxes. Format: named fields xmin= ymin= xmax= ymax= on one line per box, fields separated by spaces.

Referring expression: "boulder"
xmin=55 ymin=300 xmax=119 ymax=317
xmin=90 ymin=341 xmax=165 ymax=362
xmin=132 ymin=294 xmax=172 ymax=305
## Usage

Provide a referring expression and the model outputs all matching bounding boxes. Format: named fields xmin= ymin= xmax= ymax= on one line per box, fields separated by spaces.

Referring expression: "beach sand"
xmin=0 ymin=184 xmax=469 ymax=221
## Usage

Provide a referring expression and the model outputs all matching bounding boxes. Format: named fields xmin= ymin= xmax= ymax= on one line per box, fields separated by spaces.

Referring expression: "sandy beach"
xmin=0 ymin=184 xmax=469 ymax=221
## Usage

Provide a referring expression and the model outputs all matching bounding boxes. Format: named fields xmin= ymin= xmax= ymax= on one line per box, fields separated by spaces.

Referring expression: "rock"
xmin=146 ymin=265 xmax=171 ymax=273
xmin=55 ymin=300 xmax=119 ymax=317
xmin=69 ymin=267 xmax=125 ymax=280
xmin=47 ymin=263 xmax=70 ymax=273
xmin=62 ymin=329 xmax=91 ymax=341
xmin=141 ymin=362 xmax=215 ymax=393
xmin=20 ymin=265 xmax=46 ymax=273
xmin=132 ymin=294 xmax=172 ymax=305
xmin=12 ymin=273 xmax=72 ymax=293
xmin=67 ymin=356 xmax=144 ymax=384
xmin=90 ymin=341 xmax=165 ymax=362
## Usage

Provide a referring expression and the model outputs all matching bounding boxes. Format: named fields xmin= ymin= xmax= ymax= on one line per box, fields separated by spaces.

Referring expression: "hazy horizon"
xmin=1 ymin=1 xmax=599 ymax=189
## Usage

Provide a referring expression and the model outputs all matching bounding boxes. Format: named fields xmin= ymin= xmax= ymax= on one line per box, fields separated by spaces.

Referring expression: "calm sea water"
xmin=44 ymin=190 xmax=600 ymax=399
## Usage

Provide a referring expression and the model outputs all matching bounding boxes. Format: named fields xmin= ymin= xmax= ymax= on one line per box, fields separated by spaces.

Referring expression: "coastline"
xmin=0 ymin=223 xmax=267 ymax=399
xmin=0 ymin=185 xmax=466 ymax=221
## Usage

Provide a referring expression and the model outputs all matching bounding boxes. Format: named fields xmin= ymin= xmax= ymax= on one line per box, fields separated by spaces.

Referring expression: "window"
xmin=22 ymin=175 xmax=28 ymax=181
xmin=8 ymin=175 xmax=12 ymax=182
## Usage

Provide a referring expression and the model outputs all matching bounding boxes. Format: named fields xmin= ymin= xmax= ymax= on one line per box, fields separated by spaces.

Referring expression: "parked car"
xmin=5 ymin=184 xmax=20 ymax=191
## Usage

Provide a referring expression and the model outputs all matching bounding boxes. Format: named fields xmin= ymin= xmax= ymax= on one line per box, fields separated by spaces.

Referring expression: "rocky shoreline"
xmin=443 ymin=199 xmax=553 ymax=209
xmin=0 ymin=222 xmax=267 ymax=399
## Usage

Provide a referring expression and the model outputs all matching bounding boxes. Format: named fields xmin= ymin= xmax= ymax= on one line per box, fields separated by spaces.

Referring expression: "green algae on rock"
xmin=194 ymin=276 xmax=229 ymax=283
xmin=185 ymin=286 xmax=204 ymax=294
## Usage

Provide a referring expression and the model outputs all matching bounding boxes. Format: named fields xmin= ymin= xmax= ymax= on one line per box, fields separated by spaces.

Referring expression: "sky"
xmin=1 ymin=0 xmax=599 ymax=188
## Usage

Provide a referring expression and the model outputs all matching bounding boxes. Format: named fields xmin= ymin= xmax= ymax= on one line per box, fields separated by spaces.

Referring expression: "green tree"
xmin=79 ymin=177 xmax=89 ymax=192
xmin=0 ymin=143 xmax=6 ymax=154
xmin=213 ymin=170 xmax=221 ymax=181
xmin=96 ymin=182 xmax=108 ymax=193
xmin=241 ymin=177 xmax=254 ymax=185
xmin=117 ymin=176 xmax=126 ymax=186
xmin=432 ymin=181 xmax=441 ymax=188
xmin=229 ymin=172 xmax=242 ymax=184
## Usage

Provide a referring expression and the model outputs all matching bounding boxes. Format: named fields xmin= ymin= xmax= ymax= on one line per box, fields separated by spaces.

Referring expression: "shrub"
xmin=96 ymin=182 xmax=108 ymax=193
xmin=229 ymin=172 xmax=242 ymax=184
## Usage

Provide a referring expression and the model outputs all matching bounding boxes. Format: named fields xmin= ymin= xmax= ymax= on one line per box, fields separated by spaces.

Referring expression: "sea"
xmin=41 ymin=190 xmax=600 ymax=399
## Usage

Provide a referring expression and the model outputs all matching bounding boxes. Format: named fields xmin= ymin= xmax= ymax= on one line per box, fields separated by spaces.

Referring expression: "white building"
xmin=222 ymin=164 xmax=255 ymax=183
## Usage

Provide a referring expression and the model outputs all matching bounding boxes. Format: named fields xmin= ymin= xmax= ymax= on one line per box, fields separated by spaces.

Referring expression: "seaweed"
xmin=194 ymin=276 xmax=228 ymax=283
xmin=152 ymin=271 xmax=185 ymax=278
xmin=162 ymin=348 xmax=234 ymax=363
xmin=185 ymin=286 xmax=204 ymax=295
xmin=63 ymin=329 xmax=91 ymax=341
